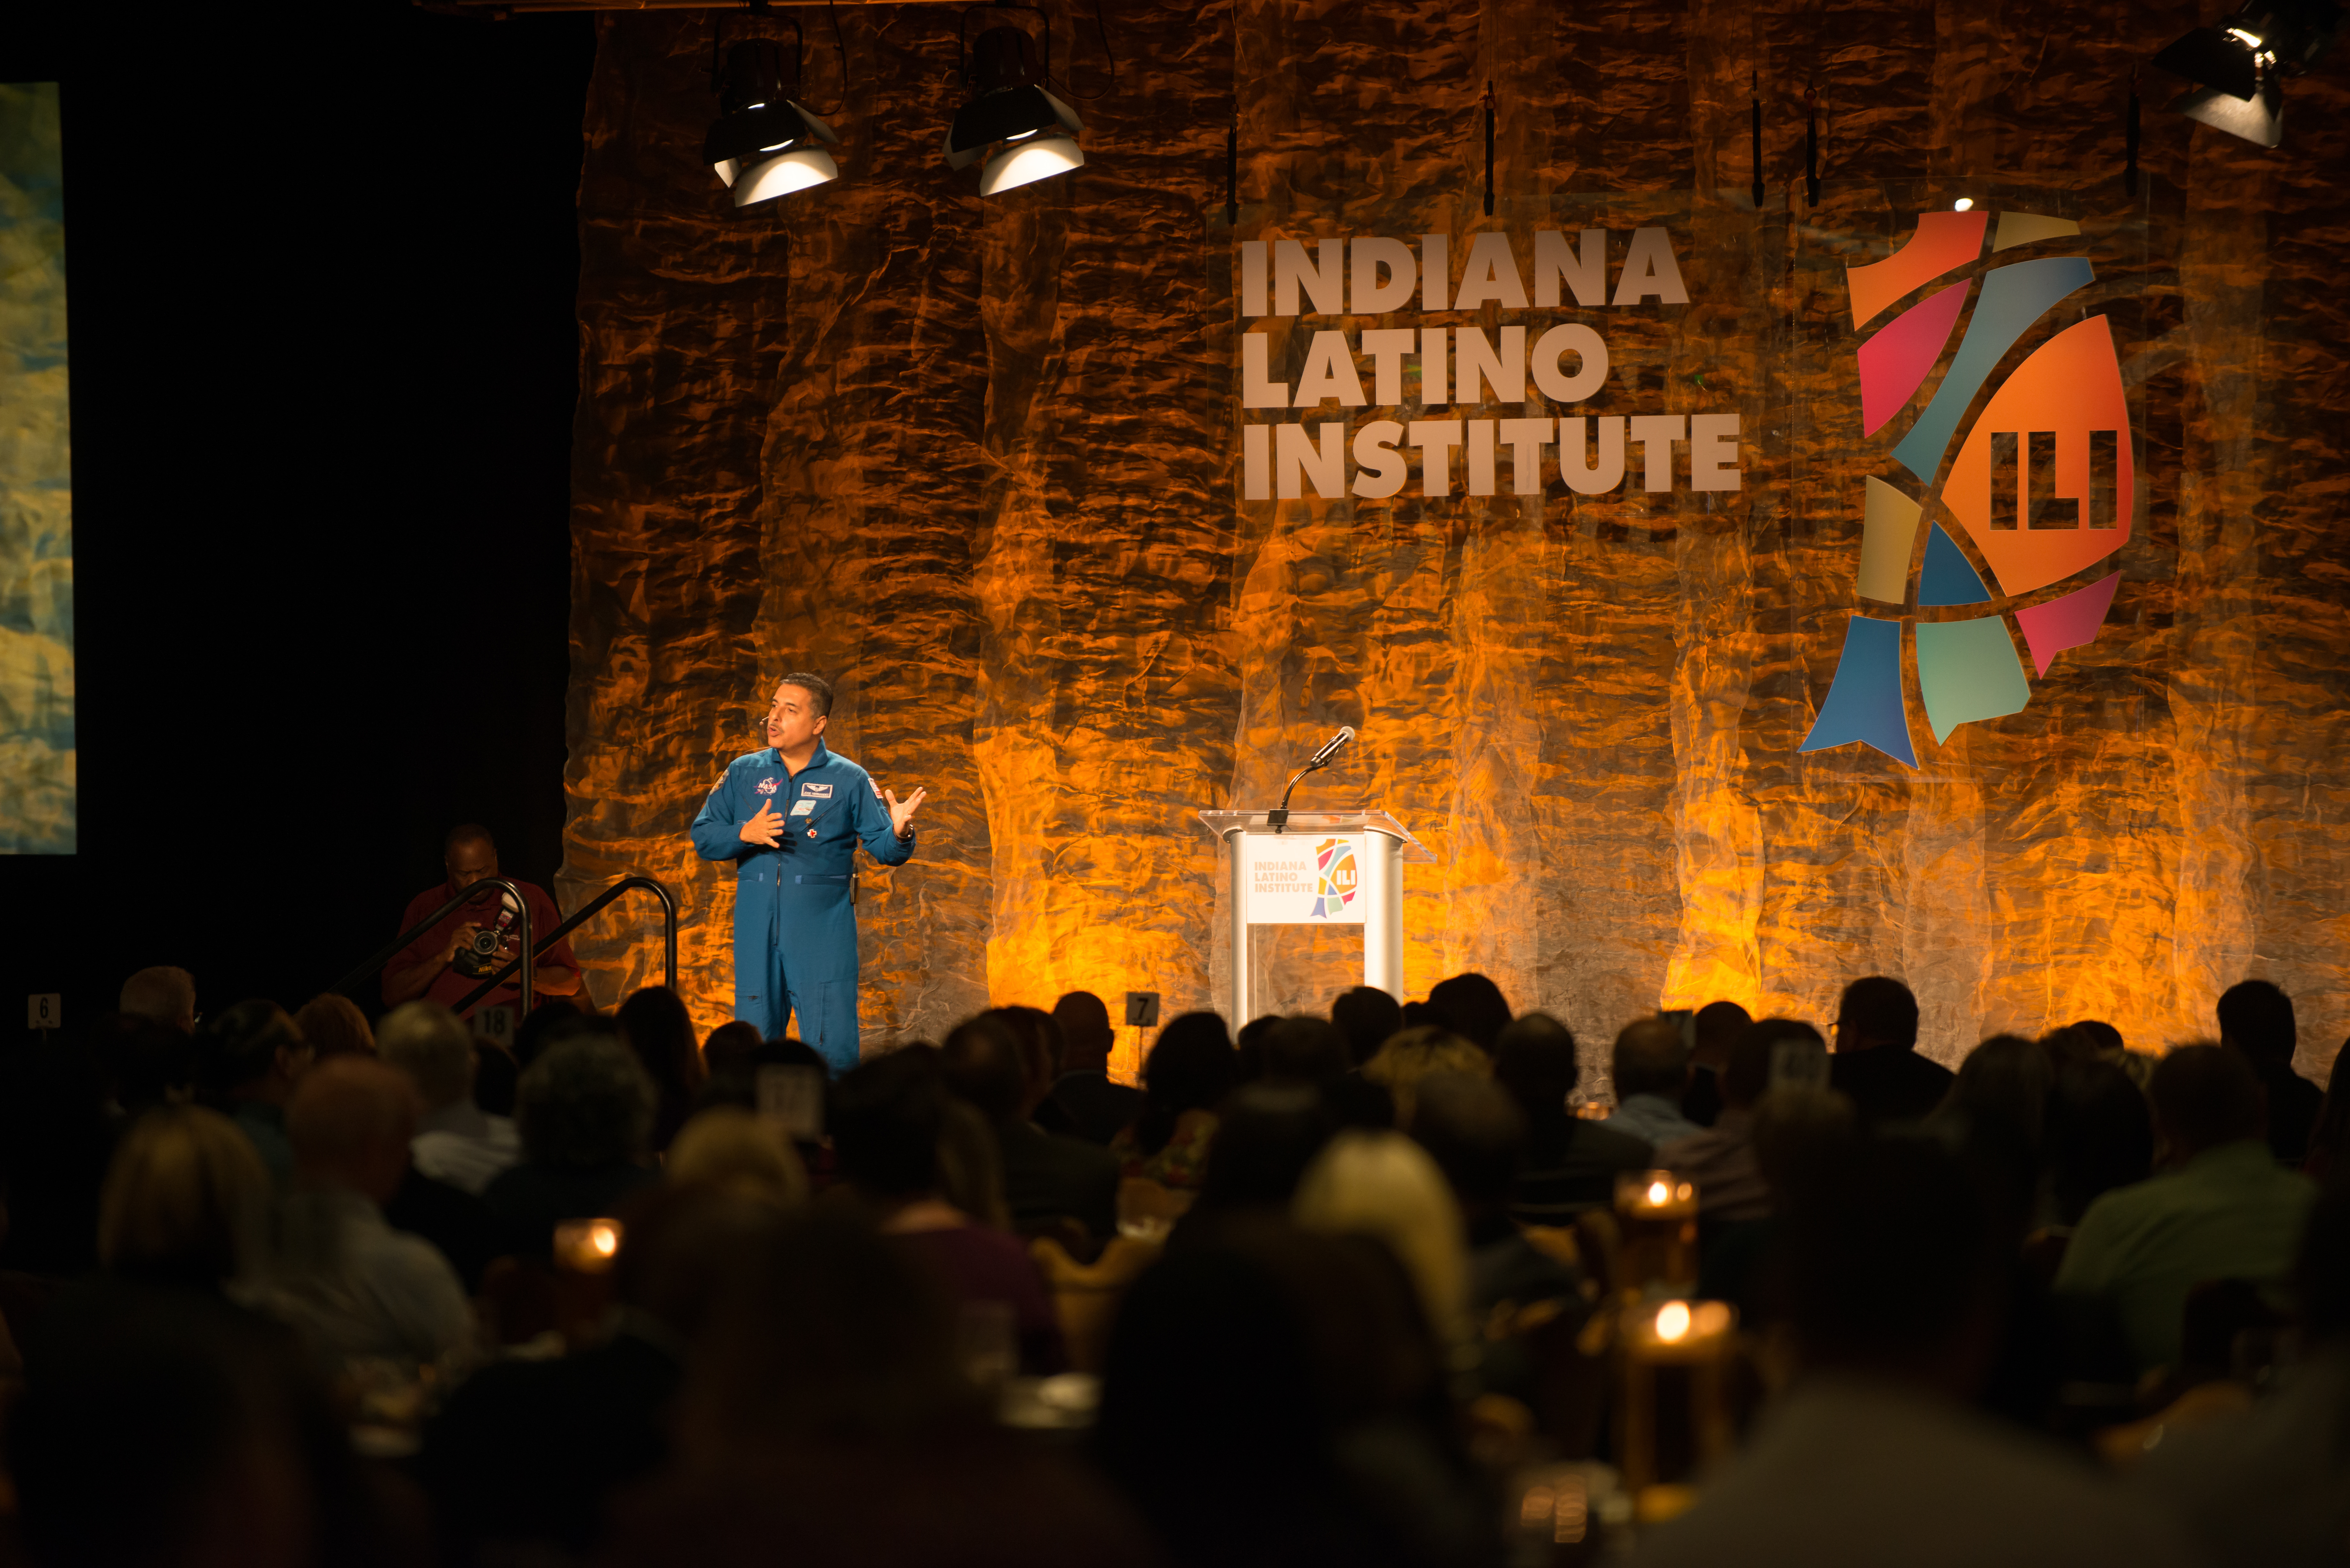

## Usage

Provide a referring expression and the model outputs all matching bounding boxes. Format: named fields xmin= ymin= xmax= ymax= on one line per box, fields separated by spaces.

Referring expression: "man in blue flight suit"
xmin=689 ymin=672 xmax=926 ymax=1074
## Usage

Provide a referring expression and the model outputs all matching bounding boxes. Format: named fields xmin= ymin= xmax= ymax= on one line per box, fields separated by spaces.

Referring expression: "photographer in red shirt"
xmin=385 ymin=825 xmax=583 ymax=1017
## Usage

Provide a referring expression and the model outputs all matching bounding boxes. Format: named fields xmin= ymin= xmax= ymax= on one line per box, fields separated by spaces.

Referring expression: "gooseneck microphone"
xmin=1270 ymin=726 xmax=1358 ymax=833
xmin=1306 ymin=725 xmax=1356 ymax=768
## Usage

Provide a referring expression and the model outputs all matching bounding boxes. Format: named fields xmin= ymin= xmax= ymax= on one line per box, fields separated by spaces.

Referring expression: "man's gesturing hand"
xmin=739 ymin=798 xmax=786 ymax=848
xmin=886 ymin=786 xmax=928 ymax=840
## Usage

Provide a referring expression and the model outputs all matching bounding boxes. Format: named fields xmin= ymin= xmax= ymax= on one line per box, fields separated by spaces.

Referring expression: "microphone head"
xmin=1309 ymin=725 xmax=1357 ymax=766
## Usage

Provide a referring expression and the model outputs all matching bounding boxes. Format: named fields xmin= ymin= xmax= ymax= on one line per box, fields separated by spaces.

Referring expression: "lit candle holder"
xmin=1613 ymin=1170 xmax=1699 ymax=1291
xmin=554 ymin=1217 xmax=624 ymax=1275
xmin=1618 ymin=1296 xmax=1738 ymax=1497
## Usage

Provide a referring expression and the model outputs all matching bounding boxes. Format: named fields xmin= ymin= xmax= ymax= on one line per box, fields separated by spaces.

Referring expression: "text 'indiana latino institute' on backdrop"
xmin=1237 ymin=230 xmax=1744 ymax=503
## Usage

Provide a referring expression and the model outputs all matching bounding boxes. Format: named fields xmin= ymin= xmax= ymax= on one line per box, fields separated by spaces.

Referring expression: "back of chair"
xmin=1030 ymin=1234 xmax=1162 ymax=1374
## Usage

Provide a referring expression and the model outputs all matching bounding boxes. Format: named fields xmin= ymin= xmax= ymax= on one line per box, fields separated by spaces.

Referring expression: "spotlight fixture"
xmin=944 ymin=15 xmax=1085 ymax=196
xmin=705 ymin=31 xmax=839 ymax=207
xmin=2151 ymin=1 xmax=2341 ymax=148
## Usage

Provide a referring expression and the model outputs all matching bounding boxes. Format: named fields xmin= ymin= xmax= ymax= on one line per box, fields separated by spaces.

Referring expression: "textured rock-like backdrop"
xmin=562 ymin=0 xmax=2350 ymax=1084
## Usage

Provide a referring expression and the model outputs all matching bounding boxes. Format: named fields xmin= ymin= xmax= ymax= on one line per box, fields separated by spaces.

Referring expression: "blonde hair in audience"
xmin=99 ymin=1105 xmax=271 ymax=1283
xmin=1361 ymin=1025 xmax=1489 ymax=1125
xmin=1293 ymin=1129 xmax=1468 ymax=1349
xmin=667 ymin=1107 xmax=809 ymax=1210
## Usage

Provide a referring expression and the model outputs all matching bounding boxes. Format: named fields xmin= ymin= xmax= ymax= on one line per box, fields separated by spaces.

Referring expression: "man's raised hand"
xmin=739 ymin=797 xmax=785 ymax=848
xmin=885 ymin=786 xmax=928 ymax=840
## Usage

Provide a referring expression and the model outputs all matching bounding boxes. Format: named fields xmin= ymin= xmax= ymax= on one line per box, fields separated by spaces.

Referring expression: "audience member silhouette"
xmin=1034 ymin=990 xmax=1145 ymax=1145
xmin=941 ymin=1010 xmax=1118 ymax=1240
xmin=1425 ymin=972 xmax=1512 ymax=1054
xmin=1634 ymin=1136 xmax=2200 ymax=1568
xmin=2218 ymin=978 xmax=2323 ymax=1166
xmin=379 ymin=1000 xmax=520 ymax=1196
xmin=481 ymin=1029 xmax=660 ymax=1261
xmin=833 ymin=1046 xmax=1064 ymax=1372
xmin=1332 ymin=984 xmax=1406 ymax=1067
xmin=1604 ymin=1017 xmax=1701 ymax=1146
xmin=2056 ymin=1044 xmax=2316 ymax=1370
xmin=97 ymin=1104 xmax=270 ymax=1292
xmin=1112 ymin=1012 xmax=1240 ymax=1192
xmin=194 ymin=999 xmax=315 ymax=1187
xmin=1679 ymin=998 xmax=1753 ymax=1127
xmin=617 ymin=985 xmax=709 ymax=1154
xmin=1494 ymin=1012 xmax=1652 ymax=1222
xmin=1827 ymin=976 xmax=1954 ymax=1132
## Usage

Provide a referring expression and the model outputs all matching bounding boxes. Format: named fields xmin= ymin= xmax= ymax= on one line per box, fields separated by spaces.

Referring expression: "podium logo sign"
xmin=1801 ymin=209 xmax=2130 ymax=767
xmin=1239 ymin=833 xmax=1366 ymax=925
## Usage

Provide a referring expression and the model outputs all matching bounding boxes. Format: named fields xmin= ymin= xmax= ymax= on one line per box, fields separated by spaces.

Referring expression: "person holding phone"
xmin=688 ymin=673 xmax=926 ymax=1075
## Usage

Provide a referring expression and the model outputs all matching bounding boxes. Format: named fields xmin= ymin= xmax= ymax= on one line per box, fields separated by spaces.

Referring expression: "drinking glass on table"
xmin=957 ymin=1299 xmax=1018 ymax=1396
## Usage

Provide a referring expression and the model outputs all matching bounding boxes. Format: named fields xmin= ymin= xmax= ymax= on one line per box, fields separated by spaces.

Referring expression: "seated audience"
xmin=252 ymin=1057 xmax=473 ymax=1374
xmin=2307 ymin=1048 xmax=2350 ymax=1182
xmin=2044 ymin=1055 xmax=2156 ymax=1225
xmin=482 ymin=1029 xmax=661 ymax=1261
xmin=1933 ymin=1032 xmax=2056 ymax=1220
xmin=0 ymin=1022 xmax=114 ymax=1275
xmin=1604 ymin=1017 xmax=1702 ymax=1146
xmin=383 ymin=822 xmax=583 ymax=1016
xmin=2055 ymin=1044 xmax=2316 ymax=1371
xmin=1406 ymin=1072 xmax=1588 ymax=1399
xmin=293 ymin=992 xmax=376 ymax=1059
xmin=700 ymin=1018 xmax=767 ymax=1081
xmin=1656 ymin=1017 xmax=1800 ymax=1225
xmin=1679 ymin=998 xmax=1752 ymax=1127
xmin=1183 ymin=1083 xmax=1335 ymax=1224
xmin=1331 ymin=984 xmax=1405 ymax=1067
xmin=607 ymin=1210 xmax=1155 ymax=1568
xmin=665 ymin=1106 xmax=810 ymax=1210
xmin=942 ymin=1011 xmax=1118 ymax=1239
xmin=1263 ymin=1013 xmax=1393 ymax=1127
xmin=2130 ymin=1169 xmax=2350 ymax=1564
xmin=98 ymin=1104 xmax=271 ymax=1292
xmin=1827 ymin=975 xmax=1954 ymax=1131
xmin=1361 ymin=1024 xmax=1488 ymax=1125
xmin=618 ymin=984 xmax=708 ymax=1153
xmin=1097 ymin=1216 xmax=1494 ymax=1568
xmin=1634 ymin=1136 xmax=2200 ymax=1568
xmin=92 ymin=1010 xmax=198 ymax=1117
xmin=379 ymin=999 xmax=521 ymax=1195
xmin=1294 ymin=1128 xmax=1469 ymax=1351
xmin=2218 ymin=978 xmax=2323 ymax=1166
xmin=1425 ymin=971 xmax=1512 ymax=1053
xmin=422 ymin=1182 xmax=783 ymax=1562
xmin=7 ymin=1281 xmax=405 ymax=1568
xmin=1495 ymin=1012 xmax=1653 ymax=1221
xmin=118 ymin=963 xmax=198 ymax=1034
xmin=1111 ymin=1012 xmax=1240 ymax=1192
xmin=511 ymin=993 xmax=585 ymax=1070
xmin=195 ymin=999 xmax=315 ymax=1186
xmin=1034 ymin=989 xmax=1146 ymax=1145
xmin=832 ymin=1047 xmax=1063 ymax=1373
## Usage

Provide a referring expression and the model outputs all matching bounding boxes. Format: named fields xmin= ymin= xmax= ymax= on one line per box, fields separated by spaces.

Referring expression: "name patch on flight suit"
xmin=789 ymin=799 xmax=815 ymax=817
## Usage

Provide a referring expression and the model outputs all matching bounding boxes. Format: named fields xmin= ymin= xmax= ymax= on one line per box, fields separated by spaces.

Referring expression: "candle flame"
xmin=1646 ymin=1180 xmax=1670 ymax=1205
xmin=1656 ymin=1300 xmax=1692 ymax=1342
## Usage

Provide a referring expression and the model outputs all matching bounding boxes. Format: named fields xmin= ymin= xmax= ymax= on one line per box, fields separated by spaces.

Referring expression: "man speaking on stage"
xmin=690 ymin=673 xmax=925 ymax=1074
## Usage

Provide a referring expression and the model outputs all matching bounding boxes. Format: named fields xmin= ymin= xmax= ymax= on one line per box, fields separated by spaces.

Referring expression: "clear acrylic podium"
xmin=1199 ymin=809 xmax=1435 ymax=1027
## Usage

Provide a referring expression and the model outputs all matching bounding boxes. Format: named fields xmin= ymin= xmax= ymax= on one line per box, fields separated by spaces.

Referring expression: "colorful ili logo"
xmin=1801 ymin=209 xmax=2130 ymax=766
xmin=1309 ymin=837 xmax=1359 ymax=919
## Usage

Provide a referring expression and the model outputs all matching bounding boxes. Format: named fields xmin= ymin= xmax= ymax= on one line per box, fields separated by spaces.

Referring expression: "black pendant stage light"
xmin=943 ymin=13 xmax=1085 ymax=196
xmin=2151 ymin=1 xmax=2341 ymax=148
xmin=705 ymin=27 xmax=840 ymax=207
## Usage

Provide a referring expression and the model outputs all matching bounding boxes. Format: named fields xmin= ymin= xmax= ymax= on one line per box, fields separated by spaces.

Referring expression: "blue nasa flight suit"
xmin=688 ymin=740 xmax=914 ymax=1075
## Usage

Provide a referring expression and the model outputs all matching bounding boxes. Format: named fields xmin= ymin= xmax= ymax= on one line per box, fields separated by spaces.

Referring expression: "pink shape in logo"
xmin=1857 ymin=280 xmax=1969 ymax=436
xmin=2013 ymin=570 xmax=2121 ymax=675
